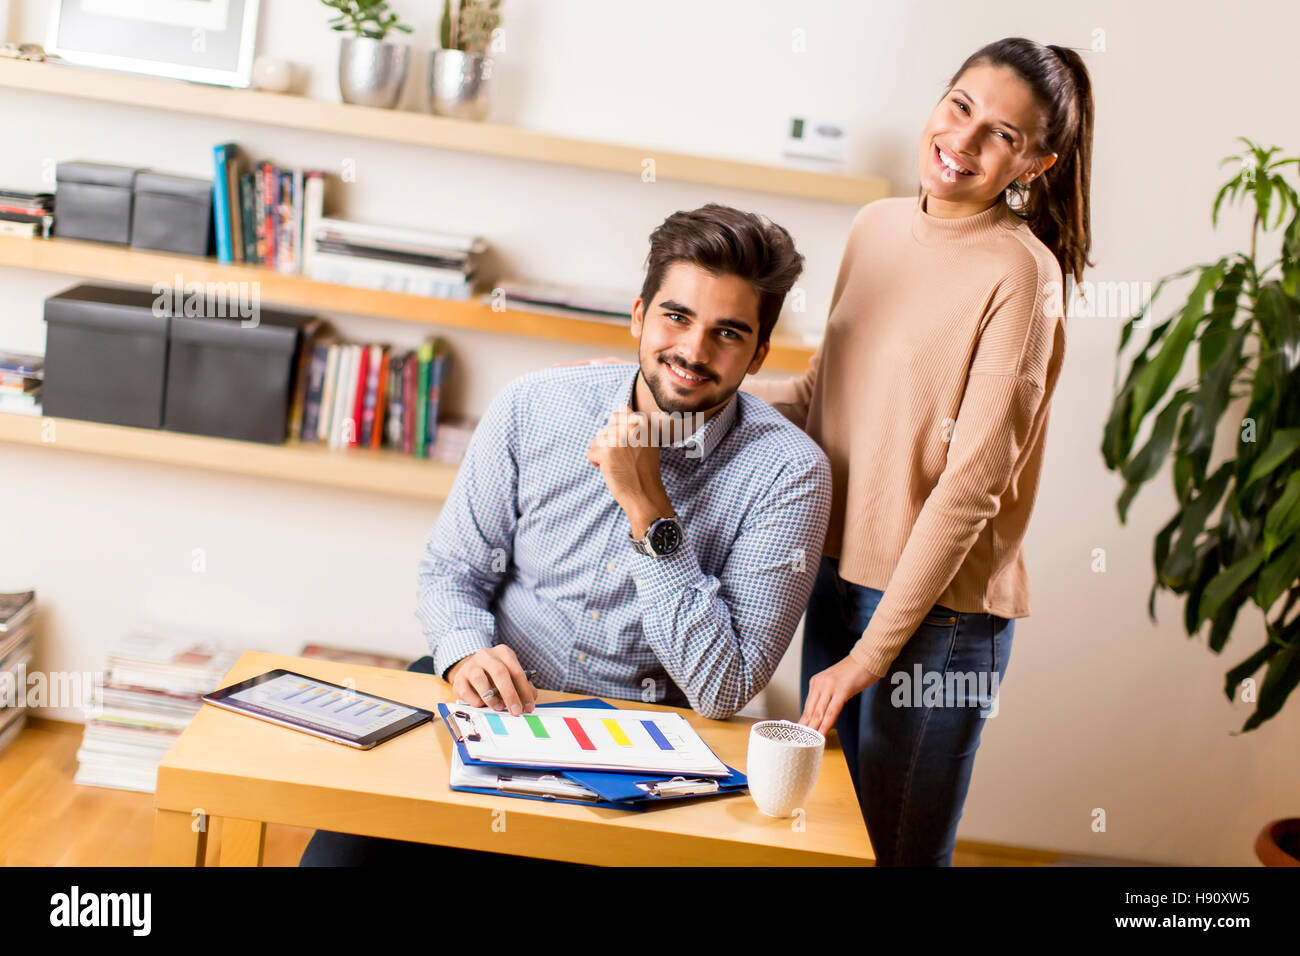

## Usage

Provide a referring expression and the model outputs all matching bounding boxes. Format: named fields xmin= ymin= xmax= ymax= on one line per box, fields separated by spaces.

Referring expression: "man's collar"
xmin=612 ymin=365 xmax=739 ymax=461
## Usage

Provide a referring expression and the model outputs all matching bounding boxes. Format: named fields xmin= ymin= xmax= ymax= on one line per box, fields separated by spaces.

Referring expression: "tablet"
xmin=202 ymin=669 xmax=434 ymax=749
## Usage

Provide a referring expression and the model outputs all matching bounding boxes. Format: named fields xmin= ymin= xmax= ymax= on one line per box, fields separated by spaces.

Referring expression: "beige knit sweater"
xmin=747 ymin=192 xmax=1066 ymax=676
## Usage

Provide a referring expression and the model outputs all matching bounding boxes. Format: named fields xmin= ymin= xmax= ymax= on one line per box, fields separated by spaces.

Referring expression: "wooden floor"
xmin=0 ymin=718 xmax=1099 ymax=867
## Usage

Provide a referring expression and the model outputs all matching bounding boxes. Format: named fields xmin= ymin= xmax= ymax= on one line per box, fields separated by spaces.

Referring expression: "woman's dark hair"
xmin=947 ymin=37 xmax=1094 ymax=281
xmin=640 ymin=203 xmax=804 ymax=348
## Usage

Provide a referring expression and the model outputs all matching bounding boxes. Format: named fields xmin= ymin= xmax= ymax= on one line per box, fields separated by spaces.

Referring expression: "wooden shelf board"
xmin=0 ymin=411 xmax=457 ymax=501
xmin=0 ymin=235 xmax=818 ymax=371
xmin=0 ymin=58 xmax=889 ymax=205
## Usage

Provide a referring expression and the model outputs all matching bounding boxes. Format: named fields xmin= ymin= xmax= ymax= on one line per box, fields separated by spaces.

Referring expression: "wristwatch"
xmin=630 ymin=515 xmax=683 ymax=557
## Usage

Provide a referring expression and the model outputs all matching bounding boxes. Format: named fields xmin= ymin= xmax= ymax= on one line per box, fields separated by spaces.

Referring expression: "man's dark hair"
xmin=639 ymin=203 xmax=804 ymax=347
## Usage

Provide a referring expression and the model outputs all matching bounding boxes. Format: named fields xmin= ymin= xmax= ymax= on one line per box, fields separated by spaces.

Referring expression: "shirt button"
xmin=589 ymin=609 xmax=600 ymax=621
xmin=576 ymin=651 xmax=587 ymax=662
xmin=606 ymin=560 xmax=616 ymax=572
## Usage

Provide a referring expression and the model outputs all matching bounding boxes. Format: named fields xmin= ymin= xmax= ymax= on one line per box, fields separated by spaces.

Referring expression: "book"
xmin=359 ymin=344 xmax=382 ymax=447
xmin=313 ymin=217 xmax=486 ymax=255
xmin=426 ymin=340 xmax=448 ymax=454
xmin=370 ymin=348 xmax=390 ymax=449
xmin=262 ymin=162 xmax=278 ymax=269
xmin=286 ymin=319 xmax=326 ymax=440
xmin=212 ymin=143 xmax=236 ymax=265
xmin=0 ymin=590 xmax=35 ymax=634
xmin=227 ymin=149 xmax=244 ymax=264
xmin=317 ymin=343 xmax=341 ymax=443
xmin=0 ymin=220 xmax=37 ymax=239
xmin=253 ymin=166 xmax=267 ymax=264
xmin=301 ymin=342 xmax=331 ymax=441
xmin=306 ymin=252 xmax=474 ymax=299
xmin=349 ymin=344 xmax=371 ymax=447
xmin=301 ymin=170 xmax=325 ymax=276
xmin=238 ymin=172 xmax=258 ymax=263
xmin=402 ymin=353 xmax=417 ymax=455
xmin=0 ymin=352 xmax=43 ymax=378
xmin=414 ymin=341 xmax=433 ymax=459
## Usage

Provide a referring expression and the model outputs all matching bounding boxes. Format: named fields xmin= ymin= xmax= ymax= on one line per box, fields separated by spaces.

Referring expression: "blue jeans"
xmin=802 ymin=555 xmax=1013 ymax=866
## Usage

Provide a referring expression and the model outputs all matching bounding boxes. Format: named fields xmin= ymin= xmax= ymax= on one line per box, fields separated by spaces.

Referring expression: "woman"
xmin=747 ymin=37 xmax=1093 ymax=866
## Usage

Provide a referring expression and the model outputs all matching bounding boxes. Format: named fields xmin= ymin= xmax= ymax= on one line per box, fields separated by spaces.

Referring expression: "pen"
xmin=480 ymin=668 xmax=539 ymax=703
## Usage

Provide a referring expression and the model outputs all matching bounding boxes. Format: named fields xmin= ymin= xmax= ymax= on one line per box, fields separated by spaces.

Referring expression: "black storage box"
xmin=54 ymin=162 xmax=143 ymax=245
xmin=131 ymin=172 xmax=215 ymax=257
xmin=164 ymin=305 xmax=313 ymax=444
xmin=42 ymin=284 xmax=170 ymax=428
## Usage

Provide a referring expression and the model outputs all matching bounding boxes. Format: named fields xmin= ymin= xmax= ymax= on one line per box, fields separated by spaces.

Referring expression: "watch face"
xmin=650 ymin=519 xmax=682 ymax=555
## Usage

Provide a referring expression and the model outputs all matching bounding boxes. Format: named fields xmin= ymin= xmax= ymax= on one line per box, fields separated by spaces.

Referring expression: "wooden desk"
xmin=151 ymin=651 xmax=873 ymax=866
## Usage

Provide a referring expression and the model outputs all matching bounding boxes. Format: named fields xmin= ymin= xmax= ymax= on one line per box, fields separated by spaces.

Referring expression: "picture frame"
xmin=47 ymin=0 xmax=261 ymax=88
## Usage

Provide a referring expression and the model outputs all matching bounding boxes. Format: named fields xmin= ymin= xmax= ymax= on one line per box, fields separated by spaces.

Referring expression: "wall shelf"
xmin=0 ymin=411 xmax=457 ymax=501
xmin=0 ymin=235 xmax=818 ymax=372
xmin=0 ymin=58 xmax=889 ymax=205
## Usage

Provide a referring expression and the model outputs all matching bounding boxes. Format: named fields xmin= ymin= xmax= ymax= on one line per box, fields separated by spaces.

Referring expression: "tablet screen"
xmin=209 ymin=670 xmax=430 ymax=746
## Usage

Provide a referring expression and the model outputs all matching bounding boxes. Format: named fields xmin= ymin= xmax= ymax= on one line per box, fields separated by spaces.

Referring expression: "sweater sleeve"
xmin=848 ymin=259 xmax=1060 ymax=676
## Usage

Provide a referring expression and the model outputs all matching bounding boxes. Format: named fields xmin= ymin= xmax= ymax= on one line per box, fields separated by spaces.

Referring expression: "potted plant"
xmin=1102 ymin=138 xmax=1299 ymax=865
xmin=429 ymin=0 xmax=502 ymax=121
xmin=322 ymin=0 xmax=415 ymax=108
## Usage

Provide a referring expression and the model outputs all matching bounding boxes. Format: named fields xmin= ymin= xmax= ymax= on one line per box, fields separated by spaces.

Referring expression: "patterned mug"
xmin=746 ymin=719 xmax=825 ymax=818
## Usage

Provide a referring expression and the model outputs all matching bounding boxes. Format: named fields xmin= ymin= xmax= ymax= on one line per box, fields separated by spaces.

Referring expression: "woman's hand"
xmin=799 ymin=656 xmax=883 ymax=736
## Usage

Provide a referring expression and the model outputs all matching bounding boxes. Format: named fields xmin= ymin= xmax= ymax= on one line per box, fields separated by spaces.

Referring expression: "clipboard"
xmin=439 ymin=698 xmax=747 ymax=810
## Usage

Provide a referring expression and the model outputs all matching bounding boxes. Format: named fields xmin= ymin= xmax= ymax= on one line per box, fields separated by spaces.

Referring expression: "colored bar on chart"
xmin=564 ymin=717 xmax=596 ymax=751
xmin=485 ymin=712 xmax=508 ymax=735
xmin=602 ymin=718 xmax=632 ymax=746
xmin=640 ymin=719 xmax=674 ymax=751
xmin=524 ymin=714 xmax=550 ymax=738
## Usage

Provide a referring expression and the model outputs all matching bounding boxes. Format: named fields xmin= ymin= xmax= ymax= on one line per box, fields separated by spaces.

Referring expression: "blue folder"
xmin=437 ymin=698 xmax=748 ymax=811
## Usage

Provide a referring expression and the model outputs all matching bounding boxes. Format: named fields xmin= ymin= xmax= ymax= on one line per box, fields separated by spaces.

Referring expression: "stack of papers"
xmin=439 ymin=699 xmax=748 ymax=810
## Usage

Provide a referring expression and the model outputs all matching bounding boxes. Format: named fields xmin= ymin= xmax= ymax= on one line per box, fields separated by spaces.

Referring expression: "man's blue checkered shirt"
xmin=415 ymin=363 xmax=832 ymax=719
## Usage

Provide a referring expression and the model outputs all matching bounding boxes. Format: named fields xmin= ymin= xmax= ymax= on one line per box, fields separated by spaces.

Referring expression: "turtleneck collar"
xmin=911 ymin=191 xmax=1020 ymax=246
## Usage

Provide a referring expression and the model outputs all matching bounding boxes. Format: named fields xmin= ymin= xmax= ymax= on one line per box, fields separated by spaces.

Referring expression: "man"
xmin=300 ymin=203 xmax=830 ymax=865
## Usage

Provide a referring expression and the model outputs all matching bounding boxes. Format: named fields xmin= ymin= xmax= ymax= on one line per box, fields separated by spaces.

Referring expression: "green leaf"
xmin=1117 ymin=390 xmax=1191 ymax=520
xmin=1225 ymin=639 xmax=1278 ymax=700
xmin=1262 ymin=470 xmax=1300 ymax=555
xmin=1149 ymin=511 xmax=1181 ymax=620
xmin=1161 ymin=463 xmax=1233 ymax=589
xmin=1242 ymin=631 xmax=1300 ymax=731
xmin=1242 ymin=427 xmax=1300 ymax=492
xmin=1196 ymin=544 xmax=1265 ymax=627
xmin=1126 ymin=263 xmax=1225 ymax=443
xmin=1256 ymin=536 xmax=1300 ymax=611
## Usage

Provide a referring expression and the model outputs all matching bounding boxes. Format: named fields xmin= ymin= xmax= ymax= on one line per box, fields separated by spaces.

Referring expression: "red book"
xmin=350 ymin=345 xmax=370 ymax=446
xmin=261 ymin=162 xmax=277 ymax=269
xmin=402 ymin=353 xmax=417 ymax=455
xmin=370 ymin=349 xmax=390 ymax=449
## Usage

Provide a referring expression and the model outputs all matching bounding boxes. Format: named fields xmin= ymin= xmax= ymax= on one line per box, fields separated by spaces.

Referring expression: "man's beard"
xmin=639 ymin=353 xmax=728 ymax=415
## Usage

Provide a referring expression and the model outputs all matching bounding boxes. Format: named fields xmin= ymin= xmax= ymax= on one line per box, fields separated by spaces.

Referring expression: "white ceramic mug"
xmin=746 ymin=719 xmax=825 ymax=818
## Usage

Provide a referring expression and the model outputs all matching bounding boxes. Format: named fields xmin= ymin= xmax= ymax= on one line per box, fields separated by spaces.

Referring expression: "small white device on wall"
xmin=783 ymin=116 xmax=847 ymax=169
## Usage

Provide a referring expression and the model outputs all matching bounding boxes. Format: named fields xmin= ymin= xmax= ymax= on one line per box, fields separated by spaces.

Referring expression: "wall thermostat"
xmin=784 ymin=116 xmax=847 ymax=165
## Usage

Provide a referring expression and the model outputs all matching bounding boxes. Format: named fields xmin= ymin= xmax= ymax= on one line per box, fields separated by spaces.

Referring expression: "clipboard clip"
xmin=447 ymin=709 xmax=480 ymax=743
xmin=638 ymin=776 xmax=720 ymax=797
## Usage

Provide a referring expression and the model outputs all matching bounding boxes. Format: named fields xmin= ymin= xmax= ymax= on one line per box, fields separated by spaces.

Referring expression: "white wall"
xmin=1 ymin=0 xmax=1297 ymax=865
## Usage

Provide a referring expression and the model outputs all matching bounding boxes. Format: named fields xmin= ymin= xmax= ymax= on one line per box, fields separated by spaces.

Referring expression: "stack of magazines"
xmin=0 ymin=351 xmax=43 ymax=416
xmin=305 ymin=218 xmax=486 ymax=299
xmin=0 ymin=189 xmax=54 ymax=239
xmin=484 ymin=279 xmax=636 ymax=325
xmin=74 ymin=633 xmax=238 ymax=793
xmin=0 ymin=590 xmax=36 ymax=757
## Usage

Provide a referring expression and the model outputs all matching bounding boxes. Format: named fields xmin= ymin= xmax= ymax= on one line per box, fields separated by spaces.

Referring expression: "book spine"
xmin=427 ymin=348 xmax=447 ymax=454
xmin=277 ymin=170 xmax=294 ymax=274
xmin=301 ymin=343 xmax=329 ymax=441
xmin=239 ymin=173 xmax=257 ymax=263
xmin=286 ymin=322 xmax=319 ymax=441
xmin=371 ymin=348 xmax=389 ymax=449
xmin=301 ymin=170 xmax=324 ymax=276
xmin=227 ymin=149 xmax=243 ymax=264
xmin=317 ymin=343 xmax=340 ymax=443
xmin=212 ymin=144 xmax=233 ymax=265
xmin=402 ymin=355 xmax=417 ymax=455
xmin=253 ymin=167 xmax=266 ymax=265
xmin=387 ymin=354 xmax=404 ymax=449
xmin=414 ymin=342 xmax=433 ymax=460
xmin=292 ymin=167 xmax=305 ymax=274
xmin=350 ymin=344 xmax=370 ymax=447
xmin=262 ymin=162 xmax=277 ymax=270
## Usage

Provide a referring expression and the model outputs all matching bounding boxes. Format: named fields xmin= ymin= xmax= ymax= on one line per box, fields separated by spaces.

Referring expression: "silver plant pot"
xmin=428 ymin=49 xmax=492 ymax=121
xmin=338 ymin=36 xmax=410 ymax=109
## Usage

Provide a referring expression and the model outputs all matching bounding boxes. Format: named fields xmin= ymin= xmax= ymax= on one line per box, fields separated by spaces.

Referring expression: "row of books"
xmin=211 ymin=143 xmax=486 ymax=300
xmin=0 ymin=350 xmax=43 ymax=417
xmin=289 ymin=325 xmax=468 ymax=460
xmin=0 ymin=189 xmax=53 ymax=239
xmin=74 ymin=632 xmax=239 ymax=793
xmin=0 ymin=590 xmax=37 ymax=758
xmin=212 ymin=143 xmax=320 ymax=273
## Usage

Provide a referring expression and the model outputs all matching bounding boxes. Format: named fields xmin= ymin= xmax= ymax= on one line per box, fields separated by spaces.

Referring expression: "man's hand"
xmin=587 ymin=405 xmax=675 ymax=538
xmin=446 ymin=646 xmax=537 ymax=716
xmin=799 ymin=655 xmax=883 ymax=736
